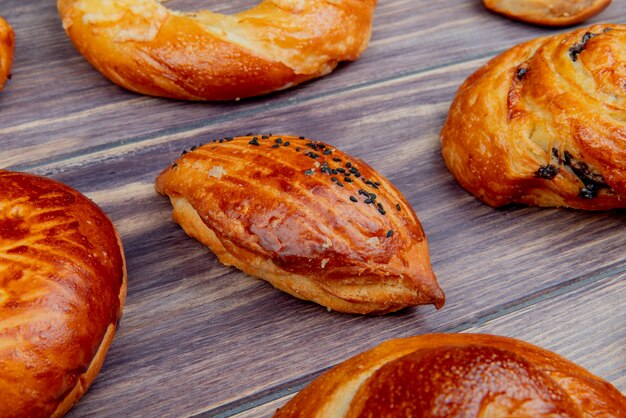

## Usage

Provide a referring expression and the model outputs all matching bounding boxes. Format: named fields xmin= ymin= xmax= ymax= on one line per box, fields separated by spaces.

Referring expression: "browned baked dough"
xmin=441 ymin=24 xmax=626 ymax=210
xmin=0 ymin=170 xmax=127 ymax=417
xmin=275 ymin=333 xmax=626 ymax=417
xmin=483 ymin=0 xmax=611 ymax=26
xmin=0 ymin=17 xmax=14 ymax=92
xmin=57 ymin=0 xmax=376 ymax=101
xmin=155 ymin=135 xmax=444 ymax=314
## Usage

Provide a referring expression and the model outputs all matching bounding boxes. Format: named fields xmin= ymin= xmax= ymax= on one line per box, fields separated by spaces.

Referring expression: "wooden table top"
xmin=1 ymin=0 xmax=624 ymax=416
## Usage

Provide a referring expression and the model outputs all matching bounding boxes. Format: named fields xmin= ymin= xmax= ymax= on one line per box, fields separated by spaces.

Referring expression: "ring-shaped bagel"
xmin=57 ymin=0 xmax=376 ymax=101
xmin=0 ymin=17 xmax=14 ymax=92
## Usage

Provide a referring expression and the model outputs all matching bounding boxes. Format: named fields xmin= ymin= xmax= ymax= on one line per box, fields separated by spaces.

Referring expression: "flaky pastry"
xmin=441 ymin=24 xmax=626 ymax=210
xmin=0 ymin=171 xmax=127 ymax=417
xmin=57 ymin=0 xmax=376 ymax=101
xmin=0 ymin=17 xmax=13 ymax=92
xmin=275 ymin=333 xmax=626 ymax=417
xmin=482 ymin=0 xmax=612 ymax=26
xmin=156 ymin=135 xmax=444 ymax=314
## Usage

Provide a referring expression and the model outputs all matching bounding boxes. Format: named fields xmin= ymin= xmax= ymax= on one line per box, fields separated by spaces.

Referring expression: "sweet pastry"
xmin=57 ymin=0 xmax=376 ymax=101
xmin=275 ymin=333 xmax=626 ymax=417
xmin=0 ymin=171 xmax=127 ymax=417
xmin=155 ymin=135 xmax=444 ymax=314
xmin=0 ymin=17 xmax=14 ymax=92
xmin=482 ymin=0 xmax=612 ymax=26
xmin=441 ymin=24 xmax=626 ymax=210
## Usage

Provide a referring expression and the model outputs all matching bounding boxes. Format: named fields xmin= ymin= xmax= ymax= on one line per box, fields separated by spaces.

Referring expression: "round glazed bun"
xmin=482 ymin=0 xmax=611 ymax=26
xmin=0 ymin=17 xmax=14 ymax=91
xmin=57 ymin=0 xmax=376 ymax=101
xmin=0 ymin=171 xmax=127 ymax=417
xmin=275 ymin=334 xmax=626 ymax=417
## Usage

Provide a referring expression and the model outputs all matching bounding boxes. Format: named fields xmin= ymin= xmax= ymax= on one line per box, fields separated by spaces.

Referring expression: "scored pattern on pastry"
xmin=482 ymin=0 xmax=612 ymax=26
xmin=0 ymin=17 xmax=13 ymax=91
xmin=57 ymin=0 xmax=376 ymax=100
xmin=156 ymin=135 xmax=444 ymax=314
xmin=274 ymin=334 xmax=626 ymax=417
xmin=0 ymin=170 xmax=127 ymax=417
xmin=441 ymin=24 xmax=626 ymax=210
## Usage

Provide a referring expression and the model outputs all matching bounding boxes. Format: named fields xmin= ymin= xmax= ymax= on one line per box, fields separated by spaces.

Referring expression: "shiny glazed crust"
xmin=274 ymin=334 xmax=626 ymax=417
xmin=0 ymin=17 xmax=14 ymax=91
xmin=155 ymin=135 xmax=444 ymax=314
xmin=441 ymin=24 xmax=626 ymax=210
xmin=0 ymin=171 xmax=127 ymax=417
xmin=57 ymin=0 xmax=376 ymax=101
xmin=482 ymin=0 xmax=611 ymax=26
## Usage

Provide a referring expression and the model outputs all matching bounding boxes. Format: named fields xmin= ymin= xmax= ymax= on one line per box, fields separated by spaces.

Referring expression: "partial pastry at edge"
xmin=0 ymin=170 xmax=127 ymax=417
xmin=156 ymin=135 xmax=444 ymax=314
xmin=274 ymin=333 xmax=626 ymax=417
xmin=482 ymin=0 xmax=612 ymax=26
xmin=441 ymin=24 xmax=626 ymax=210
xmin=57 ymin=0 xmax=376 ymax=101
xmin=0 ymin=17 xmax=14 ymax=91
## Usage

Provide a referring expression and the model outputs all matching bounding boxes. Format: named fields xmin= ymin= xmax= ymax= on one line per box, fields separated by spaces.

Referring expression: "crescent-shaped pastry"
xmin=57 ymin=0 xmax=376 ymax=101
xmin=275 ymin=334 xmax=626 ymax=417
xmin=441 ymin=24 xmax=626 ymax=210
xmin=0 ymin=17 xmax=14 ymax=92
xmin=155 ymin=135 xmax=444 ymax=314
xmin=482 ymin=0 xmax=612 ymax=26
xmin=0 ymin=171 xmax=127 ymax=417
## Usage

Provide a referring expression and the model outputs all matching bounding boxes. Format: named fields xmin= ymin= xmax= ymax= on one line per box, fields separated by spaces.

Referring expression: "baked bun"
xmin=57 ymin=0 xmax=376 ymax=101
xmin=275 ymin=333 xmax=626 ymax=417
xmin=0 ymin=171 xmax=127 ymax=417
xmin=155 ymin=135 xmax=444 ymax=314
xmin=441 ymin=24 xmax=626 ymax=210
xmin=0 ymin=17 xmax=13 ymax=92
xmin=482 ymin=0 xmax=611 ymax=26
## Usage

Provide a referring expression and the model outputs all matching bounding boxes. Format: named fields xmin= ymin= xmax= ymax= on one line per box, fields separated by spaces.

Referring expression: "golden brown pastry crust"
xmin=441 ymin=24 xmax=626 ymax=210
xmin=0 ymin=170 xmax=127 ymax=417
xmin=0 ymin=17 xmax=14 ymax=92
xmin=482 ymin=0 xmax=611 ymax=26
xmin=155 ymin=135 xmax=444 ymax=314
xmin=57 ymin=0 xmax=376 ymax=101
xmin=275 ymin=334 xmax=626 ymax=417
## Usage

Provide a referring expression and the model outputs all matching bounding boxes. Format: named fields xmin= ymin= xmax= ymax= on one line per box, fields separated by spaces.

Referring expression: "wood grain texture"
xmin=0 ymin=0 xmax=624 ymax=416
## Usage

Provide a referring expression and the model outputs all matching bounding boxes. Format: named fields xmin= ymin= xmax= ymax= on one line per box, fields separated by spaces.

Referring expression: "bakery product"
xmin=0 ymin=17 xmax=14 ymax=92
xmin=441 ymin=24 xmax=626 ymax=210
xmin=155 ymin=135 xmax=444 ymax=314
xmin=57 ymin=0 xmax=376 ymax=101
xmin=0 ymin=171 xmax=127 ymax=417
xmin=482 ymin=0 xmax=612 ymax=26
xmin=275 ymin=333 xmax=626 ymax=417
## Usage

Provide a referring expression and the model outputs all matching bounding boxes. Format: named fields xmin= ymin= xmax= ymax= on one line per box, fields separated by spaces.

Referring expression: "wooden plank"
xmin=29 ymin=60 xmax=623 ymax=415
xmin=3 ymin=0 xmax=625 ymax=168
xmin=236 ymin=272 xmax=626 ymax=417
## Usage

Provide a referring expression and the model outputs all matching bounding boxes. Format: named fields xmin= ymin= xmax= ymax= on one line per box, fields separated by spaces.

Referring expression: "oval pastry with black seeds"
xmin=155 ymin=135 xmax=444 ymax=314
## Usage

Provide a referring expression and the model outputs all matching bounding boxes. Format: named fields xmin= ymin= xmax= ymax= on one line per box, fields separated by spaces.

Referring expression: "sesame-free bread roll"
xmin=155 ymin=135 xmax=444 ymax=314
xmin=482 ymin=0 xmax=611 ymax=26
xmin=441 ymin=24 xmax=626 ymax=210
xmin=0 ymin=17 xmax=13 ymax=91
xmin=0 ymin=171 xmax=127 ymax=417
xmin=275 ymin=333 xmax=626 ymax=417
xmin=57 ymin=0 xmax=376 ymax=101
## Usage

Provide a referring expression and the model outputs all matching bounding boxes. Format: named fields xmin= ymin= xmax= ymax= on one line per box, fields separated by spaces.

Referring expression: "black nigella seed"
xmin=364 ymin=198 xmax=372 ymax=204
xmin=219 ymin=139 xmax=224 ymax=143
xmin=331 ymin=177 xmax=338 ymax=182
xmin=358 ymin=189 xmax=366 ymax=195
xmin=336 ymin=182 xmax=344 ymax=188
xmin=296 ymin=147 xmax=301 ymax=151
xmin=323 ymin=149 xmax=332 ymax=155
xmin=225 ymin=137 xmax=234 ymax=141
xmin=272 ymin=144 xmax=280 ymax=148
xmin=190 ymin=145 xmax=197 ymax=151
xmin=283 ymin=141 xmax=290 ymax=147
xmin=349 ymin=196 xmax=358 ymax=202
xmin=374 ymin=181 xmax=381 ymax=186
xmin=346 ymin=162 xmax=352 ymax=168
xmin=262 ymin=135 xmax=269 ymax=139
xmin=336 ymin=168 xmax=346 ymax=173
xmin=248 ymin=138 xmax=260 ymax=146
xmin=386 ymin=230 xmax=393 ymax=238
xmin=396 ymin=204 xmax=401 ymax=211
xmin=212 ymin=139 xmax=218 ymax=143
xmin=307 ymin=152 xmax=319 ymax=159
xmin=354 ymin=172 xmax=361 ymax=178
xmin=304 ymin=169 xmax=314 ymax=175
xmin=378 ymin=207 xmax=386 ymax=215
xmin=372 ymin=184 xmax=379 ymax=189
xmin=268 ymin=133 xmax=273 ymax=137
xmin=181 ymin=150 xmax=188 ymax=156
xmin=369 ymin=192 xmax=376 ymax=199
xmin=344 ymin=172 xmax=351 ymax=177
xmin=344 ymin=177 xmax=353 ymax=183
xmin=331 ymin=169 xmax=338 ymax=175
xmin=349 ymin=167 xmax=357 ymax=173
xmin=299 ymin=136 xmax=305 ymax=139
xmin=333 ymin=158 xmax=342 ymax=162
xmin=275 ymin=138 xmax=283 ymax=144
xmin=516 ymin=67 xmax=528 ymax=80
xmin=377 ymin=202 xmax=384 ymax=209
xmin=246 ymin=132 xmax=253 ymax=136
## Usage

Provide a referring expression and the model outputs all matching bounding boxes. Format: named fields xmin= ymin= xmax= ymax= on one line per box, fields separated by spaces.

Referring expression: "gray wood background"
xmin=0 ymin=0 xmax=624 ymax=416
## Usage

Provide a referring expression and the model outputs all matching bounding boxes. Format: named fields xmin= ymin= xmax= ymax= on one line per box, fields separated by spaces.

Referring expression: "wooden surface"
xmin=0 ymin=0 xmax=624 ymax=416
